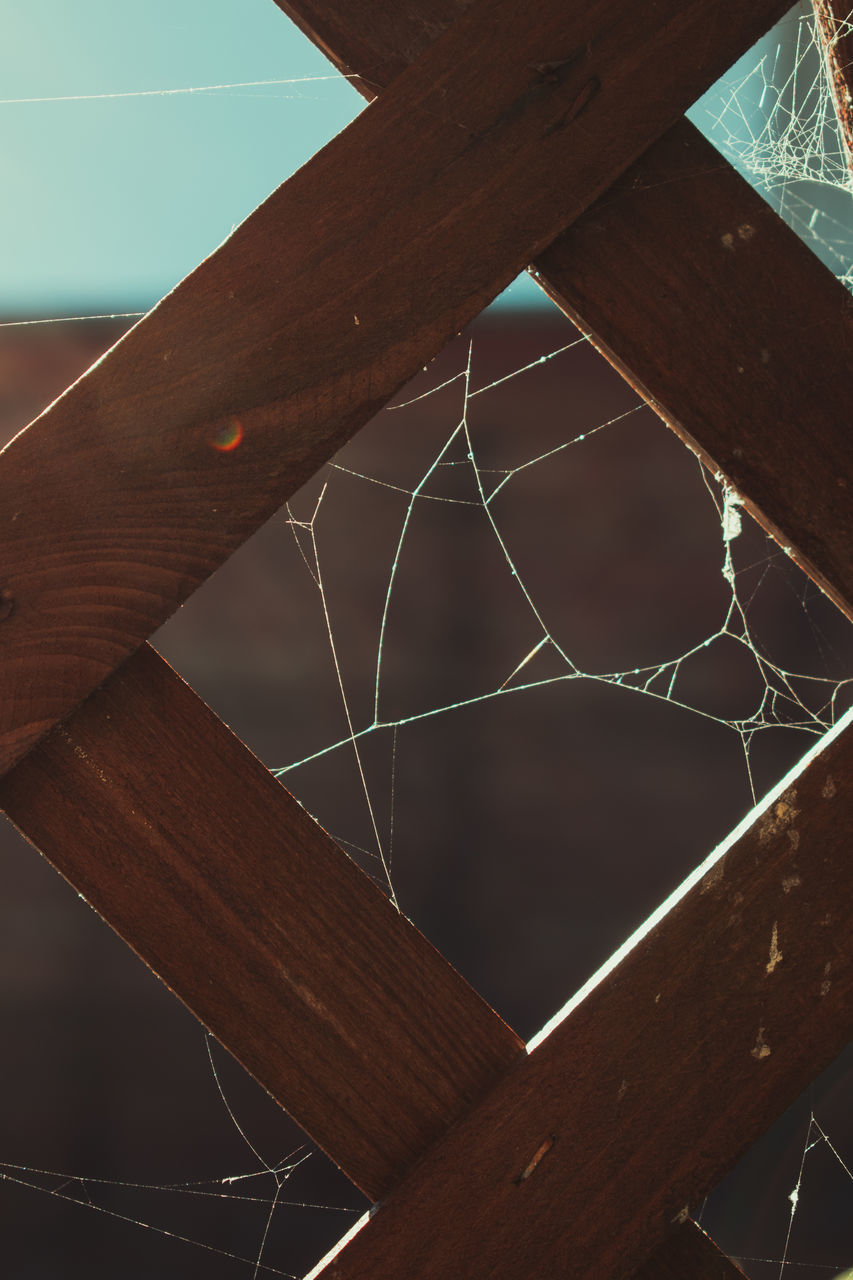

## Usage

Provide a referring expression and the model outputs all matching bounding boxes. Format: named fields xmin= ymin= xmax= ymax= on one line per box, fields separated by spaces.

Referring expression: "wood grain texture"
xmin=280 ymin=0 xmax=853 ymax=622
xmin=633 ymin=1221 xmax=747 ymax=1279
xmin=813 ymin=1 xmax=853 ymax=171
xmin=0 ymin=0 xmax=792 ymax=774
xmin=3 ymin=3 xmax=839 ymax=1274
xmin=309 ymin=716 xmax=853 ymax=1278
xmin=268 ymin=8 xmax=849 ymax=1274
xmin=0 ymin=663 xmax=734 ymax=1275
xmin=0 ymin=642 xmax=524 ymax=1200
xmin=0 ymin=628 xmax=734 ymax=1273
xmin=536 ymin=117 xmax=853 ymax=622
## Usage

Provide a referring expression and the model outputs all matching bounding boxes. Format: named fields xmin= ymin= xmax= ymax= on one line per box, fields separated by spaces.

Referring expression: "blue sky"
xmin=1 ymin=0 xmax=366 ymax=312
xmin=2 ymin=1 xmax=836 ymax=316
xmin=0 ymin=0 xmax=556 ymax=313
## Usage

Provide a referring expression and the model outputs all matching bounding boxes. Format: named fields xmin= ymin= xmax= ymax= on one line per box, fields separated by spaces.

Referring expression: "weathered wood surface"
xmin=279 ymin=0 xmax=853 ymax=622
xmin=633 ymin=1221 xmax=747 ymax=1279
xmin=813 ymin=0 xmax=853 ymax=171
xmin=3 ymin=2 xmax=845 ymax=1274
xmin=309 ymin=715 xmax=853 ymax=1278
xmin=536 ymin=119 xmax=853 ymax=622
xmin=0 ymin=643 xmax=728 ymax=1268
xmin=268 ymin=9 xmax=849 ymax=1276
xmin=0 ymin=0 xmax=792 ymax=774
xmin=0 ymin=642 xmax=524 ymax=1200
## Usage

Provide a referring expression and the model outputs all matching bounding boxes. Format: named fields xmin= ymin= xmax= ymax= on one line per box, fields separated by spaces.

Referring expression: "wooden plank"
xmin=278 ymin=0 xmax=853 ymax=623
xmin=0 ymin=0 xmax=793 ymax=775
xmin=535 ymin=118 xmax=853 ymax=622
xmin=0 ymin=653 xmax=737 ymax=1274
xmin=813 ymin=1 xmax=853 ymax=172
xmin=306 ymin=714 xmax=853 ymax=1278
xmin=633 ymin=1221 xmax=747 ymax=1279
xmin=0 ymin=631 xmax=737 ymax=1271
xmin=0 ymin=642 xmax=524 ymax=1200
xmin=265 ymin=13 xmax=848 ymax=1275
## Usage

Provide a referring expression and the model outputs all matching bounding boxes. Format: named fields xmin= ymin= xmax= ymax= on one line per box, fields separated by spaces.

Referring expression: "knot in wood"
xmin=0 ymin=588 xmax=15 ymax=622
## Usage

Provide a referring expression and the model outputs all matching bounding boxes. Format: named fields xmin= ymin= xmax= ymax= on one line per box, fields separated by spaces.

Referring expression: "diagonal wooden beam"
xmin=307 ymin=713 xmax=853 ymax=1279
xmin=0 ymin=645 xmax=739 ymax=1278
xmin=0 ymin=642 xmax=743 ymax=1277
xmin=0 ymin=0 xmax=793 ymax=774
xmin=535 ymin=118 xmax=853 ymax=623
xmin=275 ymin=0 xmax=853 ymax=623
xmin=267 ymin=9 xmax=849 ymax=1272
xmin=2 ymin=2 xmax=841 ymax=1272
xmin=0 ymin=642 xmax=524 ymax=1201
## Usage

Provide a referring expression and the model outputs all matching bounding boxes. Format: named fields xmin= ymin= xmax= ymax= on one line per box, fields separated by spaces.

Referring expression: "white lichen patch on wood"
xmin=757 ymin=792 xmax=800 ymax=845
xmin=720 ymin=222 xmax=756 ymax=250
xmin=766 ymin=922 xmax=783 ymax=974
xmin=751 ymin=1027 xmax=772 ymax=1060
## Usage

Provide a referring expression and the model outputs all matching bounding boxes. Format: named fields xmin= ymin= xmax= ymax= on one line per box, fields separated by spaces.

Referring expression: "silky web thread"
xmin=692 ymin=2 xmax=853 ymax=289
xmin=11 ymin=330 xmax=851 ymax=1271
xmin=1 ymin=1039 xmax=359 ymax=1279
xmin=3 ymin=6 xmax=853 ymax=1274
xmin=275 ymin=337 xmax=851 ymax=896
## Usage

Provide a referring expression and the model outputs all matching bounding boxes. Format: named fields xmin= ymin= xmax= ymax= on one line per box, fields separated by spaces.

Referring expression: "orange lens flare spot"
xmin=209 ymin=418 xmax=243 ymax=452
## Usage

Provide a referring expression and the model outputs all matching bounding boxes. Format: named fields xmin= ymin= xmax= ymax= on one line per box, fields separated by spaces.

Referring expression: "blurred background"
xmin=2 ymin=1 xmax=853 ymax=1277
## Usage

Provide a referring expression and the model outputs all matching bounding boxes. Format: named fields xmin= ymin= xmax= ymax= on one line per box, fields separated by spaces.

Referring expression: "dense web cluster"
xmin=2 ymin=5 xmax=853 ymax=1278
xmin=691 ymin=1 xmax=853 ymax=288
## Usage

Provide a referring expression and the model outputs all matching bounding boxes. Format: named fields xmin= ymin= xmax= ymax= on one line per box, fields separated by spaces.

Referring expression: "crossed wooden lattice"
xmin=1 ymin=0 xmax=852 ymax=1274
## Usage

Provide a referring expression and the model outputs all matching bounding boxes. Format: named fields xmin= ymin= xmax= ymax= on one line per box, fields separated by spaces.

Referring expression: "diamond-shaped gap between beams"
xmin=1 ymin=0 xmax=851 ymax=1276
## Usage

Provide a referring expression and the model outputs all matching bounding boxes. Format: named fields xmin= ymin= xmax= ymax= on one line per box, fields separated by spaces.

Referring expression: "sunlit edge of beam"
xmin=527 ymin=704 xmax=853 ymax=1053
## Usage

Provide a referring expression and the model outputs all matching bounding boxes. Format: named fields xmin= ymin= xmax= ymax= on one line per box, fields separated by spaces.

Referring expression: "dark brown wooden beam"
xmin=0 ymin=0 xmax=792 ymax=775
xmin=535 ymin=118 xmax=853 ymax=623
xmin=0 ymin=642 xmax=524 ymax=1201
xmin=0 ymin=644 xmax=742 ymax=1270
xmin=307 ymin=713 xmax=853 ymax=1279
xmin=1 ymin=5 xmax=835 ymax=1274
xmin=276 ymin=0 xmax=853 ymax=623
xmin=0 ymin=646 xmax=744 ymax=1273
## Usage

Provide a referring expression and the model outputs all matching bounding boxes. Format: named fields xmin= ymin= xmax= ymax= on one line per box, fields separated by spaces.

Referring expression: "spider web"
xmin=701 ymin=1080 xmax=853 ymax=1278
xmin=690 ymin=0 xmax=853 ymax=289
xmin=261 ymin=329 xmax=851 ymax=899
xmin=0 ymin=1037 xmax=362 ymax=1279
xmin=3 ymin=7 xmax=853 ymax=1278
xmin=160 ymin=309 xmax=853 ymax=1276
xmin=5 ymin=307 xmax=851 ymax=1278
